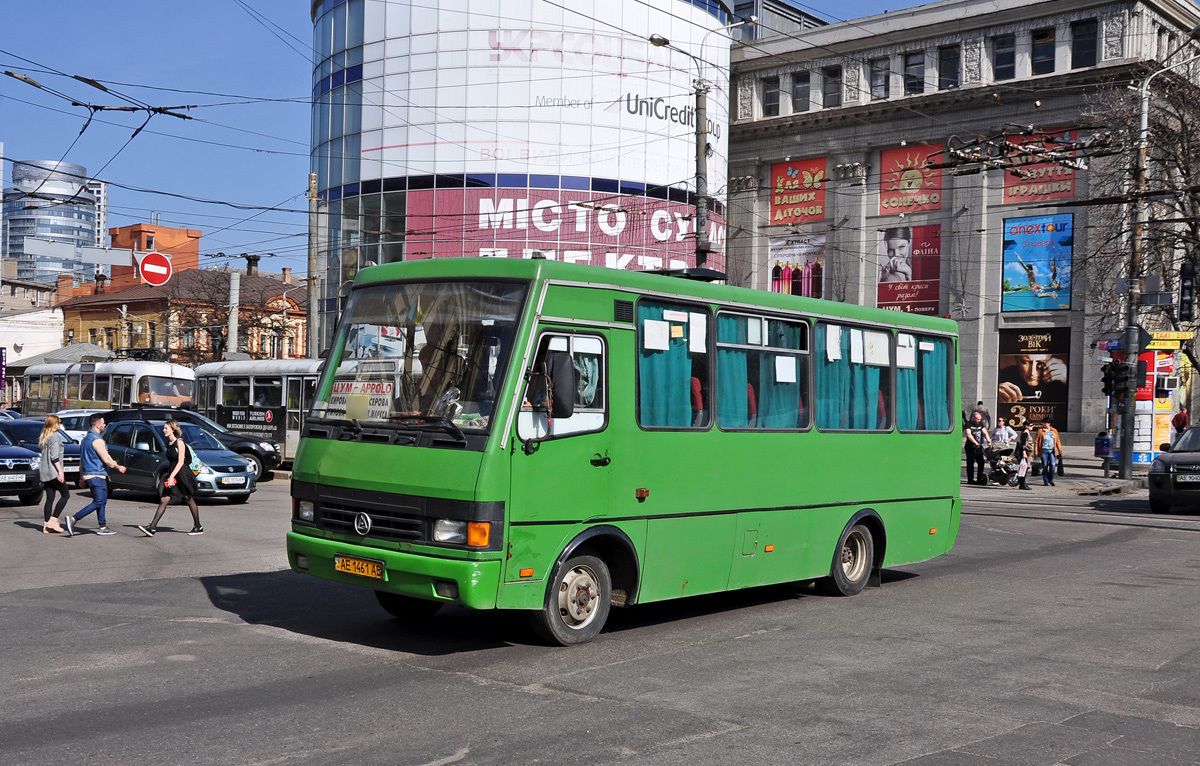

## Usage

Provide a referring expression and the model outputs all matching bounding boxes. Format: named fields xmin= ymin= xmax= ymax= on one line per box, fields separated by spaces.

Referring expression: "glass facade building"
xmin=310 ymin=0 xmax=733 ymax=348
xmin=2 ymin=160 xmax=102 ymax=283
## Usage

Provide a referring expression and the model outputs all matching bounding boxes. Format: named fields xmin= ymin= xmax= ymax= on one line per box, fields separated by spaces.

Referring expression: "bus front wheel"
xmin=821 ymin=523 xmax=875 ymax=597
xmin=374 ymin=591 xmax=442 ymax=620
xmin=531 ymin=554 xmax=612 ymax=646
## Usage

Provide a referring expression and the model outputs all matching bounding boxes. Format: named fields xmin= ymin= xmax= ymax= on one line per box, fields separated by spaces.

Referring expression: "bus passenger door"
xmin=507 ymin=331 xmax=611 ymax=582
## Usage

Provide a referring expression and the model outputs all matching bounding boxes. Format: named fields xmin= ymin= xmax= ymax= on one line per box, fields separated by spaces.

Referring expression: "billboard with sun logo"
xmin=879 ymin=143 xmax=943 ymax=215
xmin=769 ymin=157 xmax=827 ymax=225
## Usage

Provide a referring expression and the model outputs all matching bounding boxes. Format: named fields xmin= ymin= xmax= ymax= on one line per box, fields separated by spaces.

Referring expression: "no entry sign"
xmin=138 ymin=251 xmax=173 ymax=286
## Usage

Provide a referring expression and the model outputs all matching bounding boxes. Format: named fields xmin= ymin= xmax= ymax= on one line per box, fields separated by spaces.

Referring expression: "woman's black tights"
xmin=43 ymin=479 xmax=70 ymax=523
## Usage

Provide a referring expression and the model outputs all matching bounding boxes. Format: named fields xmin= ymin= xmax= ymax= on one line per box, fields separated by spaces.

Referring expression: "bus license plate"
xmin=334 ymin=555 xmax=384 ymax=580
xmin=220 ymin=476 xmax=246 ymax=486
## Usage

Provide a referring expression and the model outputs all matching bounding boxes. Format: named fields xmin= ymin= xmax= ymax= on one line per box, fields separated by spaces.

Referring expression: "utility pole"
xmin=693 ymin=78 xmax=711 ymax=269
xmin=306 ymin=172 xmax=319 ymax=358
xmin=227 ymin=270 xmax=240 ymax=359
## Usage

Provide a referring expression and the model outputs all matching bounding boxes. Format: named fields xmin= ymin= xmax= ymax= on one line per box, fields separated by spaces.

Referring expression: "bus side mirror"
xmin=545 ymin=351 xmax=575 ymax=419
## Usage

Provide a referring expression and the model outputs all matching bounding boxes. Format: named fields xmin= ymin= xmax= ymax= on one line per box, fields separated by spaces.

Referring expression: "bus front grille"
xmin=317 ymin=502 xmax=425 ymax=542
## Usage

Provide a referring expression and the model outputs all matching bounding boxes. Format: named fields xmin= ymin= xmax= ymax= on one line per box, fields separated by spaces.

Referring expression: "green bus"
xmin=287 ymin=258 xmax=961 ymax=645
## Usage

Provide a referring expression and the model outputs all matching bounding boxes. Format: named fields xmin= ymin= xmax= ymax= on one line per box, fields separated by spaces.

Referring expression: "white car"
xmin=56 ymin=409 xmax=110 ymax=441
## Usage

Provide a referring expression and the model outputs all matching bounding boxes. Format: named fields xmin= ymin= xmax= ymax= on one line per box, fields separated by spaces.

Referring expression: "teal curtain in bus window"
xmin=849 ymin=360 xmax=882 ymax=429
xmin=921 ymin=339 xmax=950 ymax=430
xmin=815 ymin=324 xmax=851 ymax=429
xmin=638 ymin=303 xmax=691 ymax=427
xmin=759 ymin=320 xmax=803 ymax=428
xmin=717 ymin=315 xmax=749 ymax=428
xmin=897 ymin=365 xmax=919 ymax=430
xmin=897 ymin=334 xmax=919 ymax=430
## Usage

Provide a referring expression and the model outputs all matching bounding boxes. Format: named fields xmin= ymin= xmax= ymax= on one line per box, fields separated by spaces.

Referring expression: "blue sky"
xmin=1 ymin=1 xmax=900 ymax=278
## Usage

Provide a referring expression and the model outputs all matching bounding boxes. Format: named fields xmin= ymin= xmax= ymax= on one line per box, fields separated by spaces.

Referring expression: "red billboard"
xmin=769 ymin=157 xmax=827 ymax=225
xmin=403 ymin=188 xmax=725 ymax=271
xmin=1003 ymin=130 xmax=1076 ymax=204
xmin=877 ymin=224 xmax=941 ymax=315
xmin=879 ymin=143 xmax=943 ymax=214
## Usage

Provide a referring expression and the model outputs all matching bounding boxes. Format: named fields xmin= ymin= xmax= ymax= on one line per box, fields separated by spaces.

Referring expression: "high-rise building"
xmin=85 ymin=179 xmax=109 ymax=248
xmin=2 ymin=160 xmax=101 ymax=283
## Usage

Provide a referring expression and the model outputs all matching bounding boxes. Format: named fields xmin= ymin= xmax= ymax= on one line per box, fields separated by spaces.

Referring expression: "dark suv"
xmin=103 ymin=406 xmax=281 ymax=478
xmin=0 ymin=420 xmax=82 ymax=480
xmin=0 ymin=428 xmax=42 ymax=505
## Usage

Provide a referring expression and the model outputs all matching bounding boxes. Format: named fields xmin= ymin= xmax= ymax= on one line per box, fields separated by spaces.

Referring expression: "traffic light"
xmin=1111 ymin=361 xmax=1131 ymax=399
xmin=1101 ymin=363 xmax=1116 ymax=396
xmin=1180 ymin=261 xmax=1196 ymax=322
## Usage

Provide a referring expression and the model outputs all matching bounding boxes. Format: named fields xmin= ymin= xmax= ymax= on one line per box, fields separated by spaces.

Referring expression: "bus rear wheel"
xmin=531 ymin=554 xmax=612 ymax=646
xmin=821 ymin=523 xmax=874 ymax=597
xmin=374 ymin=591 xmax=442 ymax=620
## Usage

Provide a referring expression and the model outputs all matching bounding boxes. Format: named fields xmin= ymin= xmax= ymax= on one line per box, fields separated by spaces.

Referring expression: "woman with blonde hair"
xmin=38 ymin=415 xmax=69 ymax=534
xmin=137 ymin=419 xmax=202 ymax=536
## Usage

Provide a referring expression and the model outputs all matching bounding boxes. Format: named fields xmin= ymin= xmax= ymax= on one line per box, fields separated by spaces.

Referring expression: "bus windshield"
xmin=311 ymin=280 xmax=528 ymax=432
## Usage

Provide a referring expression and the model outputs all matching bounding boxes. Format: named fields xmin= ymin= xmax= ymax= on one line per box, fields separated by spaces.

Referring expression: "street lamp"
xmin=1119 ymin=23 xmax=1200 ymax=479
xmin=649 ymin=17 xmax=754 ymax=269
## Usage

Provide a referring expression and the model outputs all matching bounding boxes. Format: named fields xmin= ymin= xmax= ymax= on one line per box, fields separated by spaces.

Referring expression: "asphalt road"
xmin=3 ymin=481 xmax=1200 ymax=766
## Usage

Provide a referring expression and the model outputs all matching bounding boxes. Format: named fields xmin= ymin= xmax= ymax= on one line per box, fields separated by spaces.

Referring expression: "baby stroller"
xmin=985 ymin=445 xmax=1019 ymax=487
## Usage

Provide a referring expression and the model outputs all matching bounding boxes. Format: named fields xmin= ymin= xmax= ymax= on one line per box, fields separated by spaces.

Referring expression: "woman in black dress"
xmin=137 ymin=420 xmax=203 ymax=536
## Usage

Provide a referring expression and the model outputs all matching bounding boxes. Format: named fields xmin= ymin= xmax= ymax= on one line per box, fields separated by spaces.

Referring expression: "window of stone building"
xmin=1032 ymin=28 xmax=1056 ymax=75
xmin=762 ymin=76 xmax=781 ymax=117
xmin=870 ymin=58 xmax=890 ymax=99
xmin=1071 ymin=19 xmax=1098 ymax=68
xmin=791 ymin=71 xmax=811 ymax=112
xmin=938 ymin=45 xmax=960 ymax=89
xmin=992 ymin=34 xmax=1016 ymax=80
xmin=822 ymin=66 xmax=842 ymax=107
xmin=904 ymin=52 xmax=925 ymax=94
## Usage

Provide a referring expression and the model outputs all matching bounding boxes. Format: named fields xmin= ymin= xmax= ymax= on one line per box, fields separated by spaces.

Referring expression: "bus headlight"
xmin=433 ymin=520 xmax=490 ymax=547
xmin=433 ymin=519 xmax=466 ymax=543
xmin=296 ymin=500 xmax=315 ymax=522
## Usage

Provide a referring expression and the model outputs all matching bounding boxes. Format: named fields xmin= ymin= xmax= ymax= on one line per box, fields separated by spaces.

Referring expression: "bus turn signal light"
xmin=519 ymin=568 xmax=534 ymax=578
xmin=635 ymin=487 xmax=650 ymax=501
xmin=467 ymin=522 xmax=491 ymax=547
xmin=929 ymin=528 xmax=937 ymax=535
xmin=764 ymin=544 xmax=775 ymax=553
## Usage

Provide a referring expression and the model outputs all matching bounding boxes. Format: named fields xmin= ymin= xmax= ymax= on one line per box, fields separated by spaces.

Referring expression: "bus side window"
xmin=637 ymin=301 xmax=710 ymax=429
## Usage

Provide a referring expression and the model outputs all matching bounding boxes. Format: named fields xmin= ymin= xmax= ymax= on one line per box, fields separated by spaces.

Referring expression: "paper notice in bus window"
xmin=919 ymin=341 xmax=936 ymax=351
xmin=897 ymin=346 xmax=917 ymax=369
xmin=689 ymin=313 xmax=707 ymax=353
xmin=330 ymin=380 xmax=393 ymax=421
xmin=670 ymin=324 xmax=684 ymax=339
xmin=662 ymin=310 xmax=689 ymax=322
xmin=825 ymin=325 xmax=842 ymax=360
xmin=850 ymin=329 xmax=864 ymax=363
xmin=643 ymin=319 xmax=670 ymax=351
xmin=747 ymin=318 xmax=763 ymax=346
xmin=864 ymin=331 xmax=890 ymax=366
xmin=775 ymin=355 xmax=797 ymax=383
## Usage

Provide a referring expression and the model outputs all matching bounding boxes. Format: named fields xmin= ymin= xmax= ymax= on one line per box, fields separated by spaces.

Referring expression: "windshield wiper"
xmin=388 ymin=414 xmax=467 ymax=444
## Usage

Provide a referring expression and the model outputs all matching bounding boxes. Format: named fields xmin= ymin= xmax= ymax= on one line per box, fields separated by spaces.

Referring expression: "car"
xmin=102 ymin=406 xmax=281 ymax=479
xmin=1148 ymin=427 xmax=1200 ymax=513
xmin=56 ymin=409 xmax=110 ymax=441
xmin=0 ymin=419 xmax=82 ymax=479
xmin=0 ymin=410 xmax=18 ymax=420
xmin=0 ymin=428 xmax=42 ymax=505
xmin=102 ymin=419 xmax=257 ymax=503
